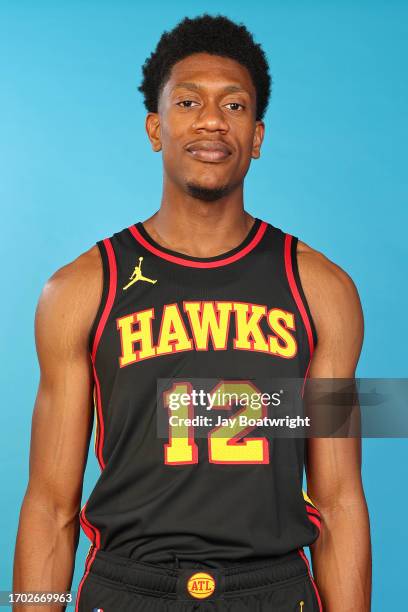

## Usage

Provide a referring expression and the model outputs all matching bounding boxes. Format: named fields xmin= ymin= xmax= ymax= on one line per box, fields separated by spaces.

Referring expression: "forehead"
xmin=161 ymin=53 xmax=256 ymax=96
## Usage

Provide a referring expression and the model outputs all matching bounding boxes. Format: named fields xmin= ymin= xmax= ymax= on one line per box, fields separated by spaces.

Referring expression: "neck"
xmin=142 ymin=179 xmax=255 ymax=258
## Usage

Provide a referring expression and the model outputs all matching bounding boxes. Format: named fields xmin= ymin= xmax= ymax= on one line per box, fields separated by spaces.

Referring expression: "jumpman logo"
xmin=123 ymin=257 xmax=157 ymax=290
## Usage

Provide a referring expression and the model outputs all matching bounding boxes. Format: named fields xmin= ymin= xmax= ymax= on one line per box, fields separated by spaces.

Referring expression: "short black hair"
xmin=138 ymin=14 xmax=272 ymax=121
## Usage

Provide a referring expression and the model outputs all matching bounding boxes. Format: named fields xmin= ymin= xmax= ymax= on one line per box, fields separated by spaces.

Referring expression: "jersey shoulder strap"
xmin=283 ymin=227 xmax=318 ymax=353
xmin=260 ymin=221 xmax=318 ymax=355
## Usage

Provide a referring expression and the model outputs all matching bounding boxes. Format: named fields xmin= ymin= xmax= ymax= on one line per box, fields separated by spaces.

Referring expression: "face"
xmin=145 ymin=53 xmax=265 ymax=201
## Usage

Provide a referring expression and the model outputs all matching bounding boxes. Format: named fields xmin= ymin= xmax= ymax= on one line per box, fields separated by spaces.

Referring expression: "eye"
xmin=224 ymin=102 xmax=245 ymax=111
xmin=176 ymin=100 xmax=200 ymax=108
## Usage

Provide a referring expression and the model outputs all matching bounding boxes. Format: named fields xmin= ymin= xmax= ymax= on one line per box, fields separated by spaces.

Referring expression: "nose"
xmin=192 ymin=101 xmax=229 ymax=133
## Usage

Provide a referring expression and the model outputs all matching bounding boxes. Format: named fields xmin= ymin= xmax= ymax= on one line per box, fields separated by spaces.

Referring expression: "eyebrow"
xmin=172 ymin=82 xmax=249 ymax=94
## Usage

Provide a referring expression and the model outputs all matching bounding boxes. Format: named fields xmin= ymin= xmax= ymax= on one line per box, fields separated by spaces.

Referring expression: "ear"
xmin=145 ymin=112 xmax=162 ymax=152
xmin=251 ymin=120 xmax=265 ymax=159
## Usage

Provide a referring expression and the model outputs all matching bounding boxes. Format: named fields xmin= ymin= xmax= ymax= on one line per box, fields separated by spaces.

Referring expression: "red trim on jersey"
xmin=284 ymin=234 xmax=315 ymax=359
xmin=90 ymin=238 xmax=116 ymax=468
xmin=76 ymin=240 xmax=116 ymax=610
xmin=91 ymin=238 xmax=117 ymax=361
xmin=306 ymin=505 xmax=322 ymax=518
xmin=301 ymin=356 xmax=312 ymax=398
xmin=75 ymin=545 xmax=98 ymax=611
xmin=128 ymin=221 xmax=268 ymax=268
xmin=93 ymin=364 xmax=106 ymax=469
xmin=307 ymin=513 xmax=322 ymax=531
xmin=76 ymin=504 xmax=101 ymax=612
xmin=78 ymin=506 xmax=95 ymax=542
xmin=298 ymin=548 xmax=323 ymax=611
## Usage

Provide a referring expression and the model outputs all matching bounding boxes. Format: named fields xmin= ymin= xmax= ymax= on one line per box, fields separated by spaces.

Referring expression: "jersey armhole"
xmin=284 ymin=234 xmax=318 ymax=358
xmin=88 ymin=238 xmax=117 ymax=359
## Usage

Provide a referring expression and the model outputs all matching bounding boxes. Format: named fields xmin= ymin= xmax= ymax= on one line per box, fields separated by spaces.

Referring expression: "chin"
xmin=185 ymin=181 xmax=231 ymax=202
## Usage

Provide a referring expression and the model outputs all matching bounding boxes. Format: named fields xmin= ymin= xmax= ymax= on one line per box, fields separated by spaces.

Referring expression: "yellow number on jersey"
xmin=208 ymin=381 xmax=269 ymax=464
xmin=163 ymin=382 xmax=198 ymax=465
xmin=164 ymin=380 xmax=269 ymax=465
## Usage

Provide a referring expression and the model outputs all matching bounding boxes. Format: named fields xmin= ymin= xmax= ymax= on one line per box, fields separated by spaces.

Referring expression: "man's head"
xmin=139 ymin=15 xmax=271 ymax=202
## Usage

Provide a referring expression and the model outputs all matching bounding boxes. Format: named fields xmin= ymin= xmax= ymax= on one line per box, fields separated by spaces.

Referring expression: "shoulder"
xmin=296 ymin=239 xmax=360 ymax=302
xmin=35 ymin=244 xmax=103 ymax=355
xmin=296 ymin=239 xmax=364 ymax=351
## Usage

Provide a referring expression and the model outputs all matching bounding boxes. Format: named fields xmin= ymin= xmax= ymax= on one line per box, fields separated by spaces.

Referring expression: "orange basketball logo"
xmin=186 ymin=572 xmax=216 ymax=599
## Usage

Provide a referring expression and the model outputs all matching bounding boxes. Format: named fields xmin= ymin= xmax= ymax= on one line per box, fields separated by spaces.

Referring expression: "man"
xmin=13 ymin=14 xmax=371 ymax=611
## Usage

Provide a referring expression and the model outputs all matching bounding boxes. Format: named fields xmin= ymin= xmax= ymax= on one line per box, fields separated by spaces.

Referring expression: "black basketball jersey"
xmin=79 ymin=217 xmax=322 ymax=570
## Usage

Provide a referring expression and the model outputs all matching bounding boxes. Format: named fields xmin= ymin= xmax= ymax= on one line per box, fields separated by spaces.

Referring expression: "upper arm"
xmin=26 ymin=245 xmax=102 ymax=519
xmin=297 ymin=243 xmax=365 ymax=510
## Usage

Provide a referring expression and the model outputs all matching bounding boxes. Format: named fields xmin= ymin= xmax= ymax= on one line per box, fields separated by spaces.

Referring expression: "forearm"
xmin=13 ymin=493 xmax=79 ymax=611
xmin=310 ymin=492 xmax=371 ymax=611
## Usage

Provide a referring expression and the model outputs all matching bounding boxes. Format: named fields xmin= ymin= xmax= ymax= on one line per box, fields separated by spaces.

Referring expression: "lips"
xmin=185 ymin=140 xmax=232 ymax=162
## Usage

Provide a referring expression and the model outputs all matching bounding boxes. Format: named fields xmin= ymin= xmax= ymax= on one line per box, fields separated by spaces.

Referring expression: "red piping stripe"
xmin=298 ymin=548 xmax=323 ymax=611
xmin=76 ymin=503 xmax=102 ymax=611
xmin=306 ymin=505 xmax=322 ymax=518
xmin=78 ymin=509 xmax=95 ymax=542
xmin=81 ymin=505 xmax=101 ymax=550
xmin=76 ymin=239 xmax=117 ymax=610
xmin=90 ymin=238 xmax=116 ymax=468
xmin=92 ymin=387 xmax=98 ymax=457
xmin=287 ymin=233 xmax=322 ymax=591
xmin=282 ymin=234 xmax=322 ymax=603
xmin=307 ymin=513 xmax=322 ymax=531
xmin=92 ymin=364 xmax=106 ymax=470
xmin=91 ymin=238 xmax=117 ymax=361
xmin=75 ymin=546 xmax=98 ymax=612
xmin=284 ymin=234 xmax=315 ymax=359
xmin=128 ymin=221 xmax=268 ymax=268
xmin=301 ymin=357 xmax=312 ymax=398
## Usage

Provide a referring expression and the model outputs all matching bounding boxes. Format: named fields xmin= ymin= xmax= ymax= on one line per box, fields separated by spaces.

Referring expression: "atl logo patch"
xmin=186 ymin=571 xmax=216 ymax=599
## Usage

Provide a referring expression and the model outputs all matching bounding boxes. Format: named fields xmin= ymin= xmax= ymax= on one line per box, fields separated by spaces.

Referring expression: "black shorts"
xmin=75 ymin=548 xmax=322 ymax=611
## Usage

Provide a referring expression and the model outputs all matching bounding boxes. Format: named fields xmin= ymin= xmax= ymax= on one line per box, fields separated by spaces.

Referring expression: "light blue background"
xmin=1 ymin=1 xmax=407 ymax=609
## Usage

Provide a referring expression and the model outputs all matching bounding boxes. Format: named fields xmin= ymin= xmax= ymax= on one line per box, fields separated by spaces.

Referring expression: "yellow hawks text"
xmin=117 ymin=301 xmax=298 ymax=367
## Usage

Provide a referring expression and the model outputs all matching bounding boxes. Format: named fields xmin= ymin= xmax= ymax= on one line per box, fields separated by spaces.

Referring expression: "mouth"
xmin=185 ymin=140 xmax=232 ymax=162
